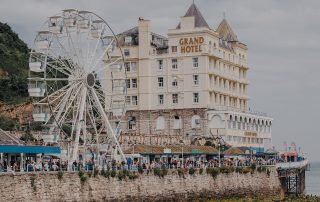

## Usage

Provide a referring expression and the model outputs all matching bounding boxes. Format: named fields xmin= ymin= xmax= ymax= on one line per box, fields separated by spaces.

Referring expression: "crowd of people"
xmin=0 ymin=155 xmax=278 ymax=173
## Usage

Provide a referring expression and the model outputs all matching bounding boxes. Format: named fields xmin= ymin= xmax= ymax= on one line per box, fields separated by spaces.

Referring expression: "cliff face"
xmin=0 ymin=102 xmax=32 ymax=125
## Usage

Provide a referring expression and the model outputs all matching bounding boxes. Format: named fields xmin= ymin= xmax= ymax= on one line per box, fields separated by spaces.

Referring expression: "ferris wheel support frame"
xmin=91 ymin=87 xmax=126 ymax=161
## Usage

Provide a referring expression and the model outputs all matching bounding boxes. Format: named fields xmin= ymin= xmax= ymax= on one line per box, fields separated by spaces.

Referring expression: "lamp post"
xmin=218 ymin=143 xmax=221 ymax=167
xmin=182 ymin=146 xmax=184 ymax=167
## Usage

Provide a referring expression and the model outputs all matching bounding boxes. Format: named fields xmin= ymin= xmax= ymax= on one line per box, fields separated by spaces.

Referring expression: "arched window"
xmin=191 ymin=115 xmax=201 ymax=129
xmin=173 ymin=115 xmax=181 ymax=129
xmin=156 ymin=116 xmax=165 ymax=130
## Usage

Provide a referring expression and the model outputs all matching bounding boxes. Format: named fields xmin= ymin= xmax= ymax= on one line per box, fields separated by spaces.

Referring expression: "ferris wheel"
xmin=28 ymin=9 xmax=127 ymax=165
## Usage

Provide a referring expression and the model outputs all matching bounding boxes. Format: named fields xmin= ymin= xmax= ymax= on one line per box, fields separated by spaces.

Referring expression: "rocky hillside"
xmin=0 ymin=21 xmax=32 ymax=129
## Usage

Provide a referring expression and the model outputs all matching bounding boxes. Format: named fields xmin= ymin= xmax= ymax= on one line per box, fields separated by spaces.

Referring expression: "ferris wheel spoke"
xmin=90 ymin=88 xmax=125 ymax=160
xmin=52 ymin=35 xmax=78 ymax=71
xmin=86 ymin=28 xmax=108 ymax=71
xmin=90 ymin=38 xmax=115 ymax=72
xmin=71 ymin=85 xmax=88 ymax=163
xmin=93 ymin=57 xmax=121 ymax=74
xmin=46 ymin=60 xmax=72 ymax=77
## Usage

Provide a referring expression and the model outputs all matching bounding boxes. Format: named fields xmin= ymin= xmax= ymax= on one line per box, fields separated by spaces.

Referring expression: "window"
xmin=158 ymin=77 xmax=164 ymax=87
xmin=193 ymin=93 xmax=199 ymax=103
xmin=172 ymin=59 xmax=178 ymax=69
xmin=192 ymin=57 xmax=198 ymax=68
xmin=158 ymin=94 xmax=164 ymax=105
xmin=126 ymin=79 xmax=130 ymax=88
xmin=125 ymin=96 xmax=131 ymax=105
xmin=172 ymin=79 xmax=178 ymax=87
xmin=125 ymin=62 xmax=130 ymax=72
xmin=131 ymin=62 xmax=137 ymax=71
xmin=173 ymin=116 xmax=181 ymax=129
xmin=132 ymin=79 xmax=137 ymax=88
xmin=193 ymin=75 xmax=199 ymax=85
xmin=157 ymin=60 xmax=163 ymax=70
xmin=124 ymin=49 xmax=130 ymax=57
xmin=172 ymin=94 xmax=178 ymax=104
xmin=156 ymin=116 xmax=165 ymax=130
xmin=132 ymin=96 xmax=138 ymax=105
xmin=171 ymin=46 xmax=177 ymax=53
xmin=128 ymin=116 xmax=136 ymax=130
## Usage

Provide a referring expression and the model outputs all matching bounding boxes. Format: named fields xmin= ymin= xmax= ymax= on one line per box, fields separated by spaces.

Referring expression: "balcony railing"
xmin=208 ymin=105 xmax=268 ymax=117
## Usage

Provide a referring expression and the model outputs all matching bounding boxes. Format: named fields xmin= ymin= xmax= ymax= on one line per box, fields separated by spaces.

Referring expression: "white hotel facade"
xmin=110 ymin=3 xmax=272 ymax=152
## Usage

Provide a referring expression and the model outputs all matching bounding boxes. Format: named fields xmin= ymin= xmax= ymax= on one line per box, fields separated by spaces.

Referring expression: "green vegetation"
xmin=153 ymin=167 xmax=168 ymax=178
xmin=0 ymin=22 xmax=29 ymax=77
xmin=57 ymin=171 xmax=64 ymax=180
xmin=0 ymin=22 xmax=30 ymax=104
xmin=20 ymin=128 xmax=35 ymax=141
xmin=0 ymin=116 xmax=19 ymax=130
xmin=188 ymin=167 xmax=196 ymax=175
xmin=30 ymin=176 xmax=37 ymax=191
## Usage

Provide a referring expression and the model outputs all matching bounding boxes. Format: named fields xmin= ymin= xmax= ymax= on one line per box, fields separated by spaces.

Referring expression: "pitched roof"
xmin=176 ymin=3 xmax=210 ymax=29
xmin=217 ymin=18 xmax=238 ymax=42
xmin=224 ymin=147 xmax=245 ymax=155
xmin=0 ymin=129 xmax=24 ymax=145
xmin=124 ymin=144 xmax=218 ymax=154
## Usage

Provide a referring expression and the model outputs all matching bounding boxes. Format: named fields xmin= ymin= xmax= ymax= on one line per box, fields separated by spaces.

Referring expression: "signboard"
xmin=163 ymin=148 xmax=171 ymax=154
xmin=191 ymin=148 xmax=200 ymax=154
xmin=179 ymin=37 xmax=204 ymax=53
xmin=244 ymin=131 xmax=257 ymax=137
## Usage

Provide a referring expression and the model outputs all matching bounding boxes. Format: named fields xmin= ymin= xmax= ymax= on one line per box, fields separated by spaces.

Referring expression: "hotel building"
xmin=110 ymin=3 xmax=272 ymax=153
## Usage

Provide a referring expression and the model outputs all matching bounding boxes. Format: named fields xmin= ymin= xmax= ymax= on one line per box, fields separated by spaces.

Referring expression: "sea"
xmin=306 ymin=162 xmax=320 ymax=196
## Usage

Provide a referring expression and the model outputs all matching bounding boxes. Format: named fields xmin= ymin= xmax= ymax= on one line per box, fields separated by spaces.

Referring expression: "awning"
xmin=0 ymin=145 xmax=61 ymax=154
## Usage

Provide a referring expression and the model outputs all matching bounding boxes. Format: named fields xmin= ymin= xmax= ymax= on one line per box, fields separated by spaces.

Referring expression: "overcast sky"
xmin=1 ymin=0 xmax=319 ymax=161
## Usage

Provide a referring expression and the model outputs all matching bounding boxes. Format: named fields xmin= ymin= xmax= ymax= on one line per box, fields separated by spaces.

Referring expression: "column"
xmin=20 ymin=153 xmax=24 ymax=172
xmin=0 ymin=153 xmax=3 ymax=165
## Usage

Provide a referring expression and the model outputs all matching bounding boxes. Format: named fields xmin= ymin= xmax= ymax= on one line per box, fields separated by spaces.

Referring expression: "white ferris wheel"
xmin=28 ymin=9 xmax=127 ymax=165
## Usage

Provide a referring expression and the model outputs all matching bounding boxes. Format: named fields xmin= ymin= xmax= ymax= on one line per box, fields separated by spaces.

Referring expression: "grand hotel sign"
xmin=179 ymin=37 xmax=204 ymax=53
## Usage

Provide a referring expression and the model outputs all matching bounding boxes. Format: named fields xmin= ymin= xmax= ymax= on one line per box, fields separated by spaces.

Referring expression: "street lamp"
xmin=218 ymin=143 xmax=221 ymax=167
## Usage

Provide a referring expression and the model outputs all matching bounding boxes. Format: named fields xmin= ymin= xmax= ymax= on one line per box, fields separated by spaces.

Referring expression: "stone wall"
xmin=120 ymin=109 xmax=208 ymax=146
xmin=0 ymin=168 xmax=283 ymax=201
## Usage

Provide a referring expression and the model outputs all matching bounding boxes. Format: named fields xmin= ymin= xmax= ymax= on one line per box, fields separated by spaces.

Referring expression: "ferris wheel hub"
xmin=86 ymin=73 xmax=95 ymax=88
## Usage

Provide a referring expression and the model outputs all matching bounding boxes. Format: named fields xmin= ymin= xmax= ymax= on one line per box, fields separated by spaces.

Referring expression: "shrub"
xmin=30 ymin=176 xmax=36 ymax=191
xmin=138 ymin=165 xmax=144 ymax=174
xmin=128 ymin=171 xmax=139 ymax=180
xmin=206 ymin=167 xmax=213 ymax=174
xmin=117 ymin=170 xmax=126 ymax=180
xmin=153 ymin=168 xmax=161 ymax=177
xmin=93 ymin=168 xmax=99 ymax=177
xmin=266 ymin=169 xmax=271 ymax=177
xmin=100 ymin=168 xmax=106 ymax=176
xmin=78 ymin=170 xmax=84 ymax=178
xmin=57 ymin=171 xmax=64 ymax=180
xmin=261 ymin=166 xmax=267 ymax=172
xmin=219 ymin=166 xmax=231 ymax=174
xmin=210 ymin=168 xmax=220 ymax=179
xmin=88 ymin=171 xmax=92 ymax=178
xmin=80 ymin=175 xmax=87 ymax=184
xmin=111 ymin=170 xmax=117 ymax=178
xmin=250 ymin=163 xmax=256 ymax=171
xmin=178 ymin=168 xmax=185 ymax=177
xmin=153 ymin=168 xmax=168 ymax=178
xmin=199 ymin=168 xmax=204 ymax=175
xmin=235 ymin=167 xmax=242 ymax=173
xmin=189 ymin=167 xmax=196 ymax=175
xmin=104 ymin=170 xmax=110 ymax=178
xmin=242 ymin=167 xmax=251 ymax=174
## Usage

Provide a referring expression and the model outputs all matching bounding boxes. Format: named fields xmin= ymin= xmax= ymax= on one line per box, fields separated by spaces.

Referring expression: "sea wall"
xmin=0 ymin=168 xmax=283 ymax=202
